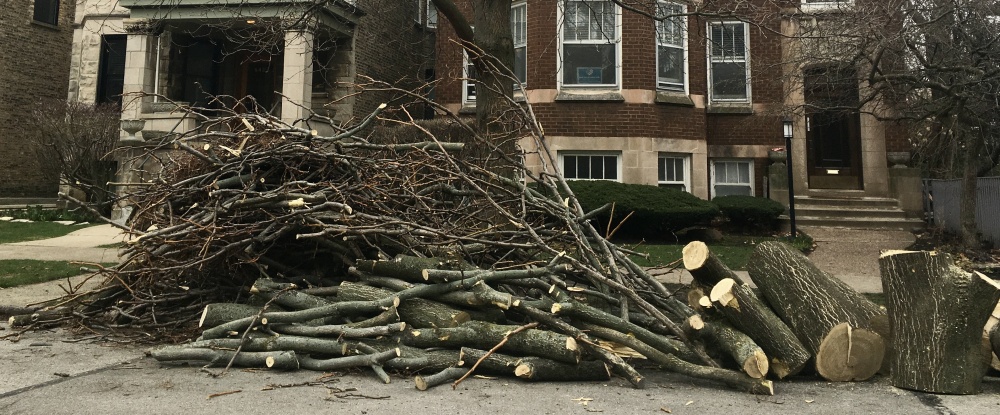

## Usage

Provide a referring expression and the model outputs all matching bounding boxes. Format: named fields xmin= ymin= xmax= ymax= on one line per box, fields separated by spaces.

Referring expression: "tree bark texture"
xmin=401 ymin=320 xmax=581 ymax=364
xmin=338 ymin=281 xmax=470 ymax=328
xmin=747 ymin=241 xmax=886 ymax=355
xmin=879 ymin=250 xmax=1000 ymax=394
xmin=683 ymin=241 xmax=742 ymax=288
xmin=150 ymin=348 xmax=299 ymax=370
xmin=710 ymin=278 xmax=811 ymax=379
xmin=458 ymin=347 xmax=611 ymax=382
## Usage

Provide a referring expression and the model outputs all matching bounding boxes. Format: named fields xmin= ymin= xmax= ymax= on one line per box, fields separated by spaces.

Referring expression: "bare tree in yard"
xmin=27 ymin=100 xmax=120 ymax=216
xmin=779 ymin=0 xmax=1000 ymax=248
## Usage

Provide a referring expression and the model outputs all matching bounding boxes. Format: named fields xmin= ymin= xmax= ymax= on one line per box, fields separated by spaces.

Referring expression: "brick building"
xmin=67 ymin=0 xmax=435 ymax=136
xmin=434 ymin=0 xmax=911 ymax=201
xmin=0 ymin=0 xmax=76 ymax=197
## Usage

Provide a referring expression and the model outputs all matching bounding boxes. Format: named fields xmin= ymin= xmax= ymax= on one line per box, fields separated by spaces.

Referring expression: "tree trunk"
xmin=709 ymin=278 xmax=811 ymax=379
xmin=747 ymin=241 xmax=886 ymax=380
xmin=960 ymin=132 xmax=982 ymax=250
xmin=879 ymin=250 xmax=1000 ymax=394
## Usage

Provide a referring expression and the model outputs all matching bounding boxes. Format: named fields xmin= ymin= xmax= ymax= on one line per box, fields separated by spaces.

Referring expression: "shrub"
xmin=557 ymin=181 xmax=720 ymax=240
xmin=712 ymin=195 xmax=786 ymax=230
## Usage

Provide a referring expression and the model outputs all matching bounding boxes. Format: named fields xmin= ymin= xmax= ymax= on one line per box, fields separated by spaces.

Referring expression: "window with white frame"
xmin=658 ymin=154 xmax=690 ymax=191
xmin=427 ymin=2 xmax=438 ymax=28
xmin=463 ymin=51 xmax=477 ymax=103
xmin=656 ymin=1 xmax=686 ymax=92
xmin=512 ymin=2 xmax=527 ymax=86
xmin=560 ymin=0 xmax=619 ymax=87
xmin=708 ymin=22 xmax=750 ymax=102
xmin=561 ymin=152 xmax=621 ymax=181
xmin=711 ymin=159 xmax=754 ymax=197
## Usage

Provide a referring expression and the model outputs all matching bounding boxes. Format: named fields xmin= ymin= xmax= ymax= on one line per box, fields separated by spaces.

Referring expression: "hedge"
xmin=711 ymin=195 xmax=786 ymax=230
xmin=553 ymin=181 xmax=720 ymax=239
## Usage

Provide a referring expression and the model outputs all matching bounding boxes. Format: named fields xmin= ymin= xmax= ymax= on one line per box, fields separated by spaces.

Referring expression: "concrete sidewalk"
xmin=0 ymin=224 xmax=124 ymax=263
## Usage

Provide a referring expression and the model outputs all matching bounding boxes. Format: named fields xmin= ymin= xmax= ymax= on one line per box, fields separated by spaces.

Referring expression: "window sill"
xmin=555 ymin=90 xmax=624 ymax=102
xmin=655 ymin=91 xmax=694 ymax=107
xmin=459 ymin=103 xmax=476 ymax=115
xmin=30 ymin=20 xmax=60 ymax=30
xmin=707 ymin=103 xmax=753 ymax=114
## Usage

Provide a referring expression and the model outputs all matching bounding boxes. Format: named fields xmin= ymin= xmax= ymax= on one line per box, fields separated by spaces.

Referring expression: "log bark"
xmin=299 ymin=348 xmax=400 ymax=371
xmin=338 ymin=281 xmax=470 ymax=328
xmin=457 ymin=347 xmax=611 ymax=382
xmin=269 ymin=322 xmax=406 ymax=338
xmin=150 ymin=347 xmax=299 ymax=370
xmin=352 ymin=342 xmax=459 ymax=372
xmin=251 ymin=279 xmax=333 ymax=310
xmin=879 ymin=250 xmax=1000 ymax=394
xmin=691 ymin=316 xmax=769 ymax=379
xmin=186 ymin=335 xmax=347 ymax=356
xmin=747 ymin=241 xmax=886 ymax=357
xmin=198 ymin=299 xmax=394 ymax=340
xmin=0 ymin=305 xmax=39 ymax=317
xmin=710 ymin=278 xmax=811 ymax=379
xmin=199 ymin=303 xmax=262 ymax=328
xmin=683 ymin=241 xmax=742 ymax=288
xmin=355 ymin=255 xmax=475 ymax=283
xmin=814 ymin=322 xmax=884 ymax=382
xmin=401 ymin=320 xmax=581 ymax=364
xmin=581 ymin=324 xmax=773 ymax=395
xmin=414 ymin=367 xmax=467 ymax=391
xmin=991 ymin=325 xmax=1000 ymax=370
xmin=985 ymin=300 xmax=1000 ymax=372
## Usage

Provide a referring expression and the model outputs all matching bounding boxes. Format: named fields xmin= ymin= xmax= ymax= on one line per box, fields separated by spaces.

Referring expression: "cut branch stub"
xmin=683 ymin=241 xmax=741 ymax=288
xmin=879 ymin=250 xmax=1000 ymax=394
xmin=710 ymin=278 xmax=811 ymax=379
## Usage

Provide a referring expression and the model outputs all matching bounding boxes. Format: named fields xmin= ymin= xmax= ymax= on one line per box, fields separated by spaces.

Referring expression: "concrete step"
xmin=794 ymin=206 xmax=911 ymax=219
xmin=793 ymin=196 xmax=900 ymax=209
xmin=782 ymin=215 xmax=924 ymax=231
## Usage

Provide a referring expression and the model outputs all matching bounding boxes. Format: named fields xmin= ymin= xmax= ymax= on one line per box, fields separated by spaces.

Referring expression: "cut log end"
xmin=687 ymin=315 xmax=705 ymax=331
xmin=709 ymin=278 xmax=737 ymax=308
xmin=816 ymin=323 xmax=884 ymax=382
xmin=682 ymin=241 xmax=709 ymax=270
xmin=743 ymin=349 xmax=769 ymax=380
xmin=265 ymin=356 xmax=275 ymax=368
xmin=514 ymin=363 xmax=532 ymax=378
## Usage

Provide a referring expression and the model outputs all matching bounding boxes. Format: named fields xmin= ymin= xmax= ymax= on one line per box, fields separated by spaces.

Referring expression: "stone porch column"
xmin=281 ymin=29 xmax=314 ymax=126
xmin=121 ymin=29 xmax=158 ymax=121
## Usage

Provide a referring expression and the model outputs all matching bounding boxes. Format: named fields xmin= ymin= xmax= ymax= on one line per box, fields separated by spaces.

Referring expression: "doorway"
xmin=804 ymin=65 xmax=863 ymax=189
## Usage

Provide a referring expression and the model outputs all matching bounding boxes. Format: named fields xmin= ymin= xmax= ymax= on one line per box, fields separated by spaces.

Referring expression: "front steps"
xmin=780 ymin=195 xmax=924 ymax=231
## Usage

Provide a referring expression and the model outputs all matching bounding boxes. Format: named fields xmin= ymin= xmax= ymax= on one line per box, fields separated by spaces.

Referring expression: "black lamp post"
xmin=783 ymin=117 xmax=796 ymax=238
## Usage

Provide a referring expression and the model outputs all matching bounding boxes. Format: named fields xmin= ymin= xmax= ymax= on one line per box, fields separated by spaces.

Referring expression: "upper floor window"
xmin=463 ymin=51 xmax=477 ymax=104
xmin=33 ymin=0 xmax=60 ymax=26
xmin=427 ymin=2 xmax=438 ymax=28
xmin=656 ymin=1 xmax=687 ymax=92
xmin=708 ymin=21 xmax=750 ymax=102
xmin=560 ymin=0 xmax=619 ymax=88
xmin=512 ymin=2 xmax=527 ymax=86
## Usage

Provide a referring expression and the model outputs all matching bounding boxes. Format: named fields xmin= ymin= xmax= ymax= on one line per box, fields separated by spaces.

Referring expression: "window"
xmin=33 ymin=0 xmax=60 ymax=26
xmin=658 ymin=154 xmax=690 ymax=191
xmin=411 ymin=0 xmax=421 ymax=25
xmin=97 ymin=35 xmax=127 ymax=106
xmin=708 ymin=22 xmax=750 ymax=102
xmin=427 ymin=2 xmax=438 ymax=28
xmin=712 ymin=160 xmax=754 ymax=197
xmin=656 ymin=2 xmax=686 ymax=92
xmin=560 ymin=0 xmax=619 ymax=87
xmin=561 ymin=152 xmax=621 ymax=181
xmin=463 ymin=52 xmax=477 ymax=104
xmin=512 ymin=2 xmax=527 ymax=86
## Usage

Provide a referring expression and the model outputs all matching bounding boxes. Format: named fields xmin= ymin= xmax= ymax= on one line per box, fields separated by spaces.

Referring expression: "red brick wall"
xmin=0 ymin=0 xmax=75 ymax=197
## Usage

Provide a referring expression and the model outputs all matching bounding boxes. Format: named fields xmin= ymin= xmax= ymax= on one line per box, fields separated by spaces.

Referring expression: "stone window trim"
xmin=558 ymin=0 xmax=622 ymax=90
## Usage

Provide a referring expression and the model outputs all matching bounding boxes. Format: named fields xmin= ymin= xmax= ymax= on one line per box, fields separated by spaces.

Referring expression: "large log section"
xmin=747 ymin=241 xmax=886 ymax=381
xmin=879 ymin=250 xmax=1000 ymax=394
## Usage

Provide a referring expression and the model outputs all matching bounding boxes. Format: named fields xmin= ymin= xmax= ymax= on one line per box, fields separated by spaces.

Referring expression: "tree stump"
xmin=879 ymin=250 xmax=1000 ymax=394
xmin=747 ymin=241 xmax=886 ymax=381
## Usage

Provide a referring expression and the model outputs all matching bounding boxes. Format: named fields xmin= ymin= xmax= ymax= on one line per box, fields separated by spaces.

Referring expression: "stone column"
xmin=281 ymin=29 xmax=314 ymax=126
xmin=121 ymin=27 xmax=158 ymax=121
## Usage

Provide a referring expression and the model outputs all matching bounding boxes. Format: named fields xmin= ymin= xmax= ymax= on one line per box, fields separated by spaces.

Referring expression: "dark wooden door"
xmin=804 ymin=65 xmax=863 ymax=189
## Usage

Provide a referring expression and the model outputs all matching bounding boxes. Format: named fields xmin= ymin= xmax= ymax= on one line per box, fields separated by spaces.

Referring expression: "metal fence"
xmin=924 ymin=177 xmax=1000 ymax=245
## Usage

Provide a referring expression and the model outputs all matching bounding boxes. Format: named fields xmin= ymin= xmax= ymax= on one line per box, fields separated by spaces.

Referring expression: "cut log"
xmin=338 ymin=281 xmax=470 ymax=328
xmin=991 ymin=325 xmax=1000 ymax=370
xmin=401 ymin=320 xmax=581 ymax=364
xmin=186 ymin=335 xmax=348 ymax=356
xmin=985 ymin=300 xmax=1000 ymax=372
xmin=0 ymin=305 xmax=39 ymax=318
xmin=199 ymin=303 xmax=262 ymax=328
xmin=457 ymin=347 xmax=611 ymax=382
xmin=879 ymin=250 xmax=1000 ymax=394
xmin=198 ymin=299 xmax=394 ymax=340
xmin=355 ymin=255 xmax=475 ymax=283
xmin=747 ymin=241 xmax=885 ymax=381
xmin=299 ymin=348 xmax=400 ymax=371
xmin=150 ymin=347 xmax=299 ymax=370
xmin=691 ymin=317 xmax=769 ymax=379
xmin=710 ymin=278 xmax=810 ymax=379
xmin=269 ymin=322 xmax=406 ymax=338
xmin=414 ymin=367 xmax=467 ymax=391
xmin=814 ymin=322 xmax=884 ymax=382
xmin=683 ymin=241 xmax=742 ymax=288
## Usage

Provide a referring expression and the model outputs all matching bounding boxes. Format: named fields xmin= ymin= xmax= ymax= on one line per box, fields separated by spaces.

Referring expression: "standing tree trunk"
xmin=879 ymin=250 xmax=1000 ymax=394
xmin=960 ymin=130 xmax=982 ymax=250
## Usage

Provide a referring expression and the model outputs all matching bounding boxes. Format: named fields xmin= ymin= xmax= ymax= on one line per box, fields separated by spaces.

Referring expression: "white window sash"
xmin=656 ymin=1 xmax=687 ymax=92
xmin=707 ymin=21 xmax=751 ymax=102
xmin=711 ymin=159 xmax=754 ymax=198
xmin=512 ymin=2 xmax=527 ymax=86
xmin=658 ymin=154 xmax=690 ymax=191
xmin=558 ymin=0 xmax=621 ymax=89
xmin=560 ymin=152 xmax=622 ymax=182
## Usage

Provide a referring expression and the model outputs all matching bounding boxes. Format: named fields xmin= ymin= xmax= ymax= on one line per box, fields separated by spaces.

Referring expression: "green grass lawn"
xmin=625 ymin=234 xmax=814 ymax=270
xmin=0 ymin=259 xmax=115 ymax=288
xmin=0 ymin=221 xmax=94 ymax=244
